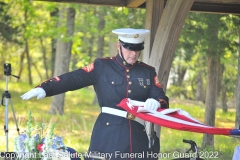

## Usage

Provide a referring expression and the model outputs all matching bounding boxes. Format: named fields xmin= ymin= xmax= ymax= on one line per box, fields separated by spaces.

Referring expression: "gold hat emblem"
xmin=134 ymin=34 xmax=139 ymax=38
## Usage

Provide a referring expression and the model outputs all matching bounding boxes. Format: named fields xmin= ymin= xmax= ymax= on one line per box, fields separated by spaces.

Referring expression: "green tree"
xmin=0 ymin=1 xmax=20 ymax=79
xmin=49 ymin=5 xmax=76 ymax=115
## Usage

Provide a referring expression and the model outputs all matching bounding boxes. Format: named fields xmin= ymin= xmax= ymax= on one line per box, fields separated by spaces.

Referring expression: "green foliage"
xmin=171 ymin=13 xmax=239 ymax=102
xmin=167 ymin=85 xmax=185 ymax=99
xmin=0 ymin=1 xmax=146 ymax=84
xmin=0 ymin=2 xmax=20 ymax=43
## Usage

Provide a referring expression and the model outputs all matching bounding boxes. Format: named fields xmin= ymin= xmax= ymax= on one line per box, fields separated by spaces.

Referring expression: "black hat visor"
xmin=119 ymin=40 xmax=144 ymax=51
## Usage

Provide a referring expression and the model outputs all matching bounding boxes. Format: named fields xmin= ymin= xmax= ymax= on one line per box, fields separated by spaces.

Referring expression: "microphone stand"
xmin=1 ymin=63 xmax=20 ymax=152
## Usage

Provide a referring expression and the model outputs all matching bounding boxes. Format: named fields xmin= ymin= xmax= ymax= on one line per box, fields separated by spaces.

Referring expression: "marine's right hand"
xmin=21 ymin=88 xmax=46 ymax=100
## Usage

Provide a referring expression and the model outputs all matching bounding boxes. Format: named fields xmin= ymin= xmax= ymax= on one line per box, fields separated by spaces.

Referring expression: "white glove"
xmin=144 ymin=98 xmax=160 ymax=111
xmin=21 ymin=88 xmax=46 ymax=100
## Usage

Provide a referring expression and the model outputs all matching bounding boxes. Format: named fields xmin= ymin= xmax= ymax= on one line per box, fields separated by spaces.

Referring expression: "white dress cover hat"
xmin=112 ymin=28 xmax=150 ymax=51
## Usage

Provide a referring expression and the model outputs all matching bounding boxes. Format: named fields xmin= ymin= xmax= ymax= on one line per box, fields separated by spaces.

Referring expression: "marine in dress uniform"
xmin=21 ymin=28 xmax=169 ymax=160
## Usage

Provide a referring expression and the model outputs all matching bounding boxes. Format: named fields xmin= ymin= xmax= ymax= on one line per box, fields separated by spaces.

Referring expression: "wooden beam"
xmin=191 ymin=2 xmax=240 ymax=15
xmin=195 ymin=0 xmax=240 ymax=4
xmin=126 ymin=0 xmax=146 ymax=8
xmin=37 ymin=0 xmax=125 ymax=6
xmin=149 ymin=0 xmax=194 ymax=89
xmin=36 ymin=0 xmax=240 ymax=15
xmin=143 ymin=0 xmax=164 ymax=63
xmin=143 ymin=0 xmax=165 ymax=144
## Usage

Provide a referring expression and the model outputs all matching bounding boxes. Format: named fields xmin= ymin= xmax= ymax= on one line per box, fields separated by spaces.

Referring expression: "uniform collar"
xmin=116 ymin=53 xmax=137 ymax=68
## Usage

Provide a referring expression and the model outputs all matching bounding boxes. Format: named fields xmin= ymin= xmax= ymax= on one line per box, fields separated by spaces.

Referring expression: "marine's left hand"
xmin=144 ymin=98 xmax=160 ymax=111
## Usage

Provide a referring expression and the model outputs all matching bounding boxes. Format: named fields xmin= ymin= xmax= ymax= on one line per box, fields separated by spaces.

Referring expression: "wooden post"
xmin=143 ymin=0 xmax=195 ymax=153
xmin=149 ymin=0 xmax=195 ymax=90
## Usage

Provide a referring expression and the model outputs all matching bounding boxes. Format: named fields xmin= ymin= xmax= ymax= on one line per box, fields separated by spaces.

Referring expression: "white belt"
xmin=101 ymin=107 xmax=145 ymax=126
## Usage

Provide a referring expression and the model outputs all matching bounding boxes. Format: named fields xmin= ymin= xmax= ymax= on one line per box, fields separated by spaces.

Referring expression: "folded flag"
xmin=117 ymin=98 xmax=240 ymax=136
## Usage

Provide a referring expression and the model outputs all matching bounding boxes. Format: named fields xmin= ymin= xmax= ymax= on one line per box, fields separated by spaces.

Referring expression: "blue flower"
xmin=52 ymin=144 xmax=57 ymax=150
xmin=41 ymin=137 xmax=45 ymax=143
xmin=35 ymin=134 xmax=40 ymax=141
xmin=51 ymin=135 xmax=66 ymax=149
xmin=19 ymin=134 xmax=27 ymax=141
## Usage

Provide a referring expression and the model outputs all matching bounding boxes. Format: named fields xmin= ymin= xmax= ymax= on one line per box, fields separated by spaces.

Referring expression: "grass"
xmin=0 ymin=81 xmax=98 ymax=155
xmin=160 ymin=100 xmax=239 ymax=160
xmin=0 ymin=81 xmax=239 ymax=160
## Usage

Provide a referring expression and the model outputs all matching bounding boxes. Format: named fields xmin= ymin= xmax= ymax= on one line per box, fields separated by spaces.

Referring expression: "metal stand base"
xmin=1 ymin=63 xmax=20 ymax=152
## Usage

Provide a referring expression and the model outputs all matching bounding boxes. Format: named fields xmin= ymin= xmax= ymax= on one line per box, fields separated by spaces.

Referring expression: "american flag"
xmin=117 ymin=98 xmax=240 ymax=137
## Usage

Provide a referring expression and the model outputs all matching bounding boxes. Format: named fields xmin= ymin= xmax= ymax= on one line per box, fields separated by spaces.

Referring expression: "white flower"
xmin=13 ymin=111 xmax=68 ymax=160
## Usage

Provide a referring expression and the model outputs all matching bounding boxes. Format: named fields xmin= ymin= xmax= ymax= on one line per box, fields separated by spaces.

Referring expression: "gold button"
xmin=126 ymin=69 xmax=129 ymax=72
xmin=128 ymin=90 xmax=131 ymax=93
xmin=106 ymin=122 xmax=109 ymax=125
xmin=127 ymin=113 xmax=135 ymax=120
xmin=127 ymin=75 xmax=130 ymax=78
xmin=129 ymin=81 xmax=132 ymax=85
xmin=111 ymin=81 xmax=114 ymax=84
xmin=123 ymin=61 xmax=126 ymax=65
xmin=144 ymin=86 xmax=146 ymax=88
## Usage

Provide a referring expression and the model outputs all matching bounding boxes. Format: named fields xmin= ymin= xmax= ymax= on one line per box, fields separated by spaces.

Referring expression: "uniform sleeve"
xmin=149 ymin=70 xmax=169 ymax=108
xmin=36 ymin=59 xmax=102 ymax=97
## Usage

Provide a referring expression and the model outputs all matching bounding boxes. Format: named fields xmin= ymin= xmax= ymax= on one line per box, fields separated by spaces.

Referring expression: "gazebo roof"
xmin=38 ymin=0 xmax=240 ymax=15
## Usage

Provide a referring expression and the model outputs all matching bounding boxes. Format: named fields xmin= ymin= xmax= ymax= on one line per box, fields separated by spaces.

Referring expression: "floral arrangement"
xmin=14 ymin=110 xmax=69 ymax=160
